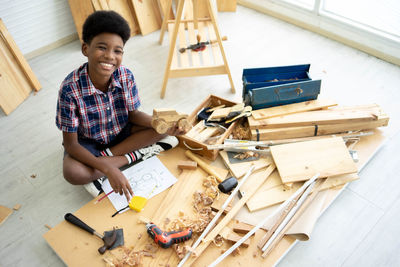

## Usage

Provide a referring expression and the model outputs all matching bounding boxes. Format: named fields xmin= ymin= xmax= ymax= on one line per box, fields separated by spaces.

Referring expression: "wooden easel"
xmin=159 ymin=0 xmax=235 ymax=98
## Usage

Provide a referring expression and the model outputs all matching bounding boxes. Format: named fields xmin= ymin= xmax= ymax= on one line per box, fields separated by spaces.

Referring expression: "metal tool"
xmin=64 ymin=213 xmax=124 ymax=254
xmin=146 ymin=222 xmax=192 ymax=248
xmin=179 ymin=35 xmax=227 ymax=53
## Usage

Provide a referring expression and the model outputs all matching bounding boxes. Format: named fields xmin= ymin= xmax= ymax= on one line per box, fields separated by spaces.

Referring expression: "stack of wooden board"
xmin=68 ymin=0 xmax=162 ymax=41
xmin=248 ymin=99 xmax=389 ymax=141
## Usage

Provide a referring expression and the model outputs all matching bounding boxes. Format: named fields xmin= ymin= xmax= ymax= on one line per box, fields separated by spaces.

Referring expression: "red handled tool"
xmin=146 ymin=223 xmax=192 ymax=249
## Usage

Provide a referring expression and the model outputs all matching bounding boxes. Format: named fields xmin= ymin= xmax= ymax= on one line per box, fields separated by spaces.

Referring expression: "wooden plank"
xmin=219 ymin=151 xmax=272 ymax=178
xmin=0 ymin=19 xmax=41 ymax=91
xmin=217 ymin=0 xmax=237 ymax=12
xmin=270 ymin=137 xmax=358 ymax=184
xmin=251 ymin=99 xmax=338 ymax=120
xmin=225 ymin=232 xmax=250 ymax=247
xmin=0 ymin=205 xmax=12 ymax=226
xmin=67 ymin=0 xmax=95 ymax=41
xmin=131 ymin=0 xmax=161 ymax=35
xmin=158 ymin=0 xmax=174 ymax=19
xmin=108 ymin=0 xmax=140 ymax=36
xmin=186 ymin=165 xmax=276 ymax=266
xmin=248 ymin=107 xmax=382 ymax=130
xmin=250 ymin=115 xmax=389 ymax=140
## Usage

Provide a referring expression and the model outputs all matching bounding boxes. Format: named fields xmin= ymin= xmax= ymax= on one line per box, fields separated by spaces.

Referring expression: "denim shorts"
xmin=64 ymin=123 xmax=132 ymax=157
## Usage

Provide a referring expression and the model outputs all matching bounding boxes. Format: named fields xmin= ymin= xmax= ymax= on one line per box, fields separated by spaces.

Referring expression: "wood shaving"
xmin=137 ymin=233 xmax=142 ymax=240
xmin=232 ymin=120 xmax=250 ymax=140
xmin=13 ymin=204 xmax=21 ymax=211
xmin=172 ymin=244 xmax=194 ymax=259
xmin=44 ymin=224 xmax=52 ymax=230
xmin=30 ymin=174 xmax=37 ymax=179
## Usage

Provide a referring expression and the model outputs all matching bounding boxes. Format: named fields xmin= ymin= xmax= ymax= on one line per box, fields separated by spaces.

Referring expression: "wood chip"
xmin=13 ymin=204 xmax=22 ymax=211
xmin=30 ymin=174 xmax=37 ymax=179
xmin=44 ymin=224 xmax=52 ymax=230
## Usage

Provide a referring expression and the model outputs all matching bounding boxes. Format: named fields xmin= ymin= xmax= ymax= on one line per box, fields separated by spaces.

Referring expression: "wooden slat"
xmin=178 ymin=23 xmax=189 ymax=68
xmin=207 ymin=20 xmax=223 ymax=66
xmin=187 ymin=22 xmax=201 ymax=67
xmin=251 ymin=99 xmax=338 ymax=120
xmin=248 ymin=107 xmax=382 ymax=130
xmin=169 ymin=65 xmax=227 ymax=77
xmin=197 ymin=21 xmax=212 ymax=66
xmin=250 ymin=115 xmax=389 ymax=140
xmin=270 ymin=137 xmax=358 ymax=184
xmin=131 ymin=0 xmax=161 ymax=35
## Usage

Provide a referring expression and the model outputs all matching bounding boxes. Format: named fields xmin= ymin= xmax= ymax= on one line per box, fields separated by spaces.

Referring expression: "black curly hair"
xmin=82 ymin=10 xmax=131 ymax=44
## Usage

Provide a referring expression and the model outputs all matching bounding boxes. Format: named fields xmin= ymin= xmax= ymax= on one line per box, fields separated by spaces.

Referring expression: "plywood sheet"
xmin=131 ymin=0 xmax=161 ymax=35
xmin=270 ymin=137 xmax=358 ymax=183
xmin=68 ymin=0 xmax=95 ymax=41
xmin=107 ymin=0 xmax=140 ymax=36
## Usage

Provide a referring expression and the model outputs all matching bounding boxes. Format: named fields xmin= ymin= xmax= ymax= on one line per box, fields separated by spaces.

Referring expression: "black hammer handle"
xmin=65 ymin=213 xmax=96 ymax=235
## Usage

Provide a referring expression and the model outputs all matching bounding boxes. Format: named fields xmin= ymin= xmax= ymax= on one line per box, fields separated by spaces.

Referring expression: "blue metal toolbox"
xmin=242 ymin=64 xmax=321 ymax=110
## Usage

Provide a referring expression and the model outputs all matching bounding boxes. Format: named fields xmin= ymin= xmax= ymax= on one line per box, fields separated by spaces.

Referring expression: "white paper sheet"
xmin=102 ymin=156 xmax=177 ymax=212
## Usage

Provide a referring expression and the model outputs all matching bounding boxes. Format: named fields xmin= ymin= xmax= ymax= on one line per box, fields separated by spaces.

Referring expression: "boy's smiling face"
xmin=82 ymin=32 xmax=124 ymax=90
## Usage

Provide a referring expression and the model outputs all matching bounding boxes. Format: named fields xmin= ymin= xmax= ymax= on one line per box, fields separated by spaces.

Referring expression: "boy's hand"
xmin=105 ymin=167 xmax=133 ymax=202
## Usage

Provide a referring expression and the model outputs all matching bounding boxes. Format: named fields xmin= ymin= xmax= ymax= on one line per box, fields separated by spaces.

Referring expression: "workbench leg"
xmin=206 ymin=0 xmax=236 ymax=94
xmin=160 ymin=0 xmax=185 ymax=98
xmin=159 ymin=0 xmax=172 ymax=45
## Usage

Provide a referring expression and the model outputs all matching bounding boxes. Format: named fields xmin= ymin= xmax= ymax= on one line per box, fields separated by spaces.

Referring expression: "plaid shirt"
xmin=56 ymin=63 xmax=141 ymax=144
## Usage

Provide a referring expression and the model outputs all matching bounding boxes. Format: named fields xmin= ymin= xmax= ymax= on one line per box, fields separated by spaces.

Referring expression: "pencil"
xmin=94 ymin=190 xmax=114 ymax=204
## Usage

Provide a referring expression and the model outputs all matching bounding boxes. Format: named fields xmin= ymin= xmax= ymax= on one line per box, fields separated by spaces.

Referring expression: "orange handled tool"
xmin=146 ymin=223 xmax=192 ymax=249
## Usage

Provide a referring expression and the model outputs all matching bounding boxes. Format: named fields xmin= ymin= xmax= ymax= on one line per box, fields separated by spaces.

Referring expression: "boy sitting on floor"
xmin=56 ymin=11 xmax=185 ymax=201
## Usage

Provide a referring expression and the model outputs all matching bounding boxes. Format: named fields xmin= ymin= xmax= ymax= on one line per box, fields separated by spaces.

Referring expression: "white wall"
xmin=0 ymin=0 xmax=76 ymax=57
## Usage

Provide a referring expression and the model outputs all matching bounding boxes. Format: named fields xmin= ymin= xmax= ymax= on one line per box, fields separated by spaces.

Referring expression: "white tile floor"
xmin=1 ymin=5 xmax=400 ymax=267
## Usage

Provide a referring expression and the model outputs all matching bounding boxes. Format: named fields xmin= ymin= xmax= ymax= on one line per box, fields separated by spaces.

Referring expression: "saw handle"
xmin=65 ymin=213 xmax=96 ymax=235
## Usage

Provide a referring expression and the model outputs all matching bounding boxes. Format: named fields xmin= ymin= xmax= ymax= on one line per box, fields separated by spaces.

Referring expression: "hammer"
xmin=179 ymin=35 xmax=227 ymax=53
xmin=65 ymin=213 xmax=119 ymax=254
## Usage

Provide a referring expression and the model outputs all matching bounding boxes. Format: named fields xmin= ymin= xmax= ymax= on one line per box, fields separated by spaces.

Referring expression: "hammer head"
xmin=98 ymin=228 xmax=124 ymax=254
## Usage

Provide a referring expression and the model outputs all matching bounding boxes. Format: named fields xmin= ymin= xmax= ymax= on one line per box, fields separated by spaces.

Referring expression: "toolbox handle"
xmin=183 ymin=141 xmax=203 ymax=151
xmin=274 ymin=86 xmax=304 ymax=100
